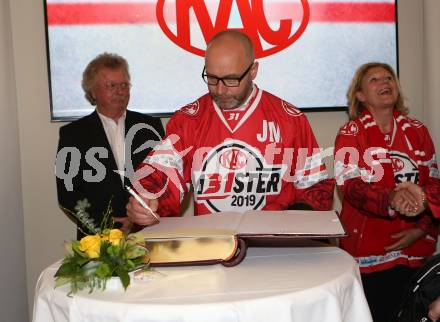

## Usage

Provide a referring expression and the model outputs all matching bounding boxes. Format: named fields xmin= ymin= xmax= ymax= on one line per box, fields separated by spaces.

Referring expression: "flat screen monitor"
xmin=45 ymin=0 xmax=398 ymax=120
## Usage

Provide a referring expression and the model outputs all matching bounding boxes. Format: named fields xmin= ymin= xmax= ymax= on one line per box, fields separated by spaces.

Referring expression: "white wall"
xmin=0 ymin=1 xmax=28 ymax=321
xmin=398 ymin=0 xmax=424 ymax=122
xmin=423 ymin=0 xmax=440 ymax=152
xmin=8 ymin=1 xmax=71 ymax=319
xmin=3 ymin=0 xmax=439 ymax=320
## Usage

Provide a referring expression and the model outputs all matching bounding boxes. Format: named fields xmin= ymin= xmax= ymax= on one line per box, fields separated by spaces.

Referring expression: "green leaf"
xmin=106 ymin=244 xmax=120 ymax=257
xmin=76 ymin=256 xmax=90 ymax=266
xmin=125 ymin=259 xmax=135 ymax=270
xmin=100 ymin=196 xmax=115 ymax=233
xmin=131 ymin=257 xmax=147 ymax=268
xmin=127 ymin=233 xmax=146 ymax=244
xmin=71 ymin=241 xmax=88 ymax=258
xmin=125 ymin=246 xmax=146 ymax=259
xmin=95 ymin=263 xmax=111 ymax=278
xmin=54 ymin=276 xmax=71 ymax=288
xmin=55 ymin=262 xmax=78 ymax=277
xmin=116 ymin=268 xmax=130 ymax=290
xmin=64 ymin=241 xmax=74 ymax=257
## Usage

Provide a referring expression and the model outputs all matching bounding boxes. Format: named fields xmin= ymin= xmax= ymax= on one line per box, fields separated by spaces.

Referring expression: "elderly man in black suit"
xmin=55 ymin=53 xmax=164 ymax=238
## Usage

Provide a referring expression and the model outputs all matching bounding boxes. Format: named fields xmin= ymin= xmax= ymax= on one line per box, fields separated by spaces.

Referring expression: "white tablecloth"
xmin=32 ymin=244 xmax=372 ymax=322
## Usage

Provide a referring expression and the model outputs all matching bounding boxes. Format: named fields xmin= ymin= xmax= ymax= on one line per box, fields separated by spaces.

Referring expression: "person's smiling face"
xmin=356 ymin=66 xmax=399 ymax=112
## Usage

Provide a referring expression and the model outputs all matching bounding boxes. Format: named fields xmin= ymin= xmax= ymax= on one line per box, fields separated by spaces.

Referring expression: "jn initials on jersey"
xmin=256 ymin=120 xmax=281 ymax=143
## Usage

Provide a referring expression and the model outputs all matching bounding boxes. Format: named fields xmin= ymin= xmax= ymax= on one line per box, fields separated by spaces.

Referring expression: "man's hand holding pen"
xmin=126 ymin=186 xmax=160 ymax=226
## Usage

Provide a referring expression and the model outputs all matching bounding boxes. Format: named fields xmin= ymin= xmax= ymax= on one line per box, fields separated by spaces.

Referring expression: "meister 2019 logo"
xmin=156 ymin=0 xmax=310 ymax=58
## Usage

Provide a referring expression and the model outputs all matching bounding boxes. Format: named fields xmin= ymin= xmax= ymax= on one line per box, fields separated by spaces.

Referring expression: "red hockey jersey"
xmin=335 ymin=112 xmax=439 ymax=273
xmin=137 ymin=86 xmax=334 ymax=216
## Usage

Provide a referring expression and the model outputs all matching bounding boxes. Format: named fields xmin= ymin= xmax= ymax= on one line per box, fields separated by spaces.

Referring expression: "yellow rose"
xmin=101 ymin=229 xmax=123 ymax=246
xmin=79 ymin=234 xmax=101 ymax=258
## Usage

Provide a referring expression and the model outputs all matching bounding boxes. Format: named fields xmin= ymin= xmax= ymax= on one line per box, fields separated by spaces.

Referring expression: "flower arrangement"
xmin=55 ymin=199 xmax=149 ymax=295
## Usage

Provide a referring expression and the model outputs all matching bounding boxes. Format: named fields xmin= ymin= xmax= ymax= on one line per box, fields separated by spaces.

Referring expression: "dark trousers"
xmin=361 ymin=265 xmax=418 ymax=322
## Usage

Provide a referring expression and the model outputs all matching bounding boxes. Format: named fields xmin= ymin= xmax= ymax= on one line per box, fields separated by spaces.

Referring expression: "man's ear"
xmin=90 ymin=87 xmax=97 ymax=101
xmin=250 ymin=61 xmax=259 ymax=80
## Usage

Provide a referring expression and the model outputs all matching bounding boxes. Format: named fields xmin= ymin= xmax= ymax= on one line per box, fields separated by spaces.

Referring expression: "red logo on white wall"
xmin=156 ymin=0 xmax=310 ymax=59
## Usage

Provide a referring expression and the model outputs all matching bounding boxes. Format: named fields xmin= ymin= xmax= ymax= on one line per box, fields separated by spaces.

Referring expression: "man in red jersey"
xmin=126 ymin=30 xmax=334 ymax=225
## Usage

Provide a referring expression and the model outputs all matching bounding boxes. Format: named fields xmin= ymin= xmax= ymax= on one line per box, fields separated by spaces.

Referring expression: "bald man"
xmin=127 ymin=30 xmax=334 ymax=226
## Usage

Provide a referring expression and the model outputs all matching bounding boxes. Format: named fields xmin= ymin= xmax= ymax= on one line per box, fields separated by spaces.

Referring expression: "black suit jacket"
xmin=56 ymin=110 xmax=164 ymax=238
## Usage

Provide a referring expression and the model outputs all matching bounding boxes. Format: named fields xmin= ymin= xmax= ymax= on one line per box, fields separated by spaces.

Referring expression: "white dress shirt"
xmin=97 ymin=111 xmax=126 ymax=184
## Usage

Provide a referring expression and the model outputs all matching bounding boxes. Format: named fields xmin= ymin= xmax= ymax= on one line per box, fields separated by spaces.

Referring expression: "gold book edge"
xmin=144 ymin=235 xmax=238 ymax=264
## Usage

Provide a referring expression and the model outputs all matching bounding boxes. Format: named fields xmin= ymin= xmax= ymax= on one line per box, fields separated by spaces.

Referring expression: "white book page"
xmin=140 ymin=212 xmax=243 ymax=238
xmin=236 ymin=210 xmax=345 ymax=236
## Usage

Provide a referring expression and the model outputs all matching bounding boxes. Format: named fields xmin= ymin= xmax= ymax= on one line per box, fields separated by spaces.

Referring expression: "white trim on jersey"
xmin=368 ymin=147 xmax=388 ymax=156
xmin=213 ymin=86 xmax=263 ymax=133
xmin=364 ymin=121 xmax=376 ymax=129
xmin=389 ymin=118 xmax=397 ymax=147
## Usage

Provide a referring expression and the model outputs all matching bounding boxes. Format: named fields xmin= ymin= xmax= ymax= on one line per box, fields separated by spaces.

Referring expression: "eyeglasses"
xmin=102 ymin=82 xmax=131 ymax=92
xmin=201 ymin=63 xmax=254 ymax=87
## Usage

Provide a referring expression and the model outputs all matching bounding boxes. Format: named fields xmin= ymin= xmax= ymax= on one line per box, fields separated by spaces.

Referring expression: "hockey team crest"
xmin=390 ymin=151 xmax=419 ymax=183
xmin=340 ymin=121 xmax=359 ymax=136
xmin=409 ymin=118 xmax=423 ymax=128
xmin=282 ymin=101 xmax=301 ymax=116
xmin=193 ymin=140 xmax=287 ymax=213
xmin=181 ymin=101 xmax=199 ymax=116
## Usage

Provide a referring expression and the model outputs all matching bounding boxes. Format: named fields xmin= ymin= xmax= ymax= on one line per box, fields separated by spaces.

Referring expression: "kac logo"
xmin=340 ymin=122 xmax=359 ymax=136
xmin=193 ymin=140 xmax=287 ymax=213
xmin=390 ymin=151 xmax=419 ymax=184
xmin=219 ymin=148 xmax=248 ymax=170
xmin=156 ymin=0 xmax=310 ymax=58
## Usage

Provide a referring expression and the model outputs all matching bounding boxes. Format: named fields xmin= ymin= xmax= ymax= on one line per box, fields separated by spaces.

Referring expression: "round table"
xmin=32 ymin=244 xmax=372 ymax=322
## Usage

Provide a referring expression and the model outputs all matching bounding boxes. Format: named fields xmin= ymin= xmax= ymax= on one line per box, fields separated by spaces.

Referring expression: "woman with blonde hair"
xmin=334 ymin=62 xmax=440 ymax=322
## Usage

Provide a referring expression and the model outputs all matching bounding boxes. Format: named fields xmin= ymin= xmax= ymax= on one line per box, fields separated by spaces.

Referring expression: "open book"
xmin=140 ymin=210 xmax=345 ymax=267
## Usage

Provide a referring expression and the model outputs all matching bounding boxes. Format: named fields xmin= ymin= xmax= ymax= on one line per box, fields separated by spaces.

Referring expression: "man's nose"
xmin=216 ymin=80 xmax=228 ymax=94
